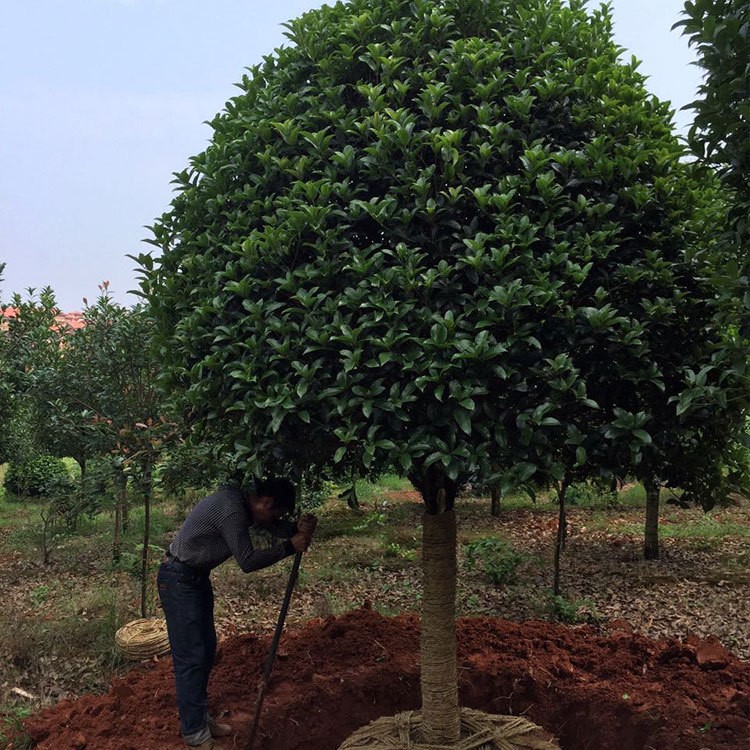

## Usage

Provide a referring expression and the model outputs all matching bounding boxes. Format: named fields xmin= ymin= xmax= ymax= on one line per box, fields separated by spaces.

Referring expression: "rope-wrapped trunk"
xmin=421 ymin=509 xmax=460 ymax=744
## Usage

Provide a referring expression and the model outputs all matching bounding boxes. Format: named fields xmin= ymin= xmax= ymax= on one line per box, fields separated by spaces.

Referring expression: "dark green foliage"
xmin=157 ymin=442 xmax=225 ymax=498
xmin=297 ymin=471 xmax=337 ymax=511
xmin=137 ymin=0 xmax=749 ymax=510
xmin=0 ymin=288 xmax=65 ymax=465
xmin=676 ymin=0 xmax=750 ymax=241
xmin=672 ymin=1 xmax=750 ymax=508
xmin=5 ymin=454 xmax=73 ymax=499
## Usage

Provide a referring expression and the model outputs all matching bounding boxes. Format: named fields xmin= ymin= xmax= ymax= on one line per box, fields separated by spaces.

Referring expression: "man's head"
xmin=247 ymin=476 xmax=296 ymax=523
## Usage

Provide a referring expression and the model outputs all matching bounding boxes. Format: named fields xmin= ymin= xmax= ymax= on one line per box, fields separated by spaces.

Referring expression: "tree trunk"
xmin=553 ymin=484 xmax=568 ymax=596
xmin=644 ymin=478 xmax=660 ymax=560
xmin=122 ymin=483 xmax=130 ymax=533
xmin=420 ymin=508 xmax=460 ymax=744
xmin=490 ymin=485 xmax=502 ymax=516
xmin=72 ymin=455 xmax=88 ymax=528
xmin=140 ymin=463 xmax=153 ymax=618
xmin=75 ymin=455 xmax=87 ymax=490
xmin=112 ymin=469 xmax=126 ymax=564
xmin=40 ymin=506 xmax=55 ymax=565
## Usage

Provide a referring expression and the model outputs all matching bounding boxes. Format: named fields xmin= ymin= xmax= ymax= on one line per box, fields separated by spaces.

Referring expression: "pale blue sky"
xmin=1 ymin=0 xmax=702 ymax=311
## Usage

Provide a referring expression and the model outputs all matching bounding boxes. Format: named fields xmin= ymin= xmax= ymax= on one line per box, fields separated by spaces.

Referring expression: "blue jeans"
xmin=157 ymin=559 xmax=216 ymax=746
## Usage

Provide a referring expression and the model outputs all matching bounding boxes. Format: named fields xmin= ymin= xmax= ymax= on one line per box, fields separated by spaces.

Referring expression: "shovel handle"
xmin=246 ymin=551 xmax=303 ymax=750
xmin=264 ymin=551 xmax=303 ymax=680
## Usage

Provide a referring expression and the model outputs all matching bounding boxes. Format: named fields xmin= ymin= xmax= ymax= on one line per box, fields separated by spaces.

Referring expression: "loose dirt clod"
xmin=22 ymin=606 xmax=750 ymax=750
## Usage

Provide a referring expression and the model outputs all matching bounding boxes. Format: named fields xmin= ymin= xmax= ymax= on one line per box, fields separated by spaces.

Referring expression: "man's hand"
xmin=290 ymin=513 xmax=317 ymax=552
xmin=290 ymin=531 xmax=312 ymax=552
xmin=297 ymin=513 xmax=318 ymax=536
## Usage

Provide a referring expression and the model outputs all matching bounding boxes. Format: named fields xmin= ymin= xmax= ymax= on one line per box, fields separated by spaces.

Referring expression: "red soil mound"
xmin=23 ymin=606 xmax=750 ymax=750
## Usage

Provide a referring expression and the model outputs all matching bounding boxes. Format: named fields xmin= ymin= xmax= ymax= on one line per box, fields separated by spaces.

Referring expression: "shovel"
xmin=246 ymin=550 xmax=303 ymax=750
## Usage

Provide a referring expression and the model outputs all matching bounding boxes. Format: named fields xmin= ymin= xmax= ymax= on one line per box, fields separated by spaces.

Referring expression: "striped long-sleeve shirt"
xmin=168 ymin=485 xmax=296 ymax=572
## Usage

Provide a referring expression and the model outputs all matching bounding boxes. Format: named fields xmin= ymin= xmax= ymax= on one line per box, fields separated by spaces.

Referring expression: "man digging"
xmin=158 ymin=477 xmax=317 ymax=750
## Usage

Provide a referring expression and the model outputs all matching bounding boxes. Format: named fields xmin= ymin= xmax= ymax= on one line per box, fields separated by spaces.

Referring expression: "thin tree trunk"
xmin=112 ymin=469 xmax=126 ymax=564
xmin=41 ymin=507 xmax=55 ymax=565
xmin=490 ymin=485 xmax=502 ymax=516
xmin=420 ymin=507 xmax=460 ymax=744
xmin=76 ymin=455 xmax=87 ymax=493
xmin=644 ymin=478 xmax=660 ymax=560
xmin=553 ymin=483 xmax=568 ymax=596
xmin=140 ymin=463 xmax=153 ymax=618
xmin=71 ymin=455 xmax=87 ymax=529
xmin=122 ymin=484 xmax=130 ymax=533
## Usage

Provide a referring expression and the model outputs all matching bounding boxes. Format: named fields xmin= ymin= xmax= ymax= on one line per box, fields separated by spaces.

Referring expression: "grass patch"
xmin=0 ymin=707 xmax=33 ymax=750
xmin=354 ymin=474 xmax=411 ymax=503
xmin=618 ymin=483 xmax=647 ymax=505
xmin=587 ymin=509 xmax=750 ymax=540
xmin=649 ymin=513 xmax=750 ymax=540
xmin=0 ymin=495 xmax=47 ymax=529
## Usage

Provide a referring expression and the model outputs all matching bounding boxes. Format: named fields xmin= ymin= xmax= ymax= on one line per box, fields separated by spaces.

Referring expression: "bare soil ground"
xmin=22 ymin=607 xmax=750 ymax=750
xmin=3 ymin=487 xmax=750 ymax=748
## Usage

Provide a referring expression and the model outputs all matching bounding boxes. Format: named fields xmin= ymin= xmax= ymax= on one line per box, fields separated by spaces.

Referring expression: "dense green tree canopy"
xmin=0 ymin=288 xmax=67 ymax=466
xmin=677 ymin=0 xmax=750 ymax=242
xmin=670 ymin=0 xmax=750 ymax=505
xmin=138 ymin=0 xmax=748 ymax=510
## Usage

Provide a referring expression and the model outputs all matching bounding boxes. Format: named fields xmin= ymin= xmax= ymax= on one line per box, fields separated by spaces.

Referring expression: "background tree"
xmin=72 ymin=289 xmax=171 ymax=615
xmin=665 ymin=0 xmax=750 ymax=560
xmin=676 ymin=0 xmax=750 ymax=244
xmin=137 ymin=0 xmax=748 ymax=745
xmin=0 ymin=288 xmax=66 ymax=472
xmin=0 ymin=262 xmax=12 ymax=463
xmin=2 ymin=283 xmax=173 ymax=607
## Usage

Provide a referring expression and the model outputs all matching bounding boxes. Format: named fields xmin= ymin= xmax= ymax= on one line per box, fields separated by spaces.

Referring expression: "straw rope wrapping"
xmin=115 ymin=618 xmax=171 ymax=660
xmin=338 ymin=708 xmax=560 ymax=750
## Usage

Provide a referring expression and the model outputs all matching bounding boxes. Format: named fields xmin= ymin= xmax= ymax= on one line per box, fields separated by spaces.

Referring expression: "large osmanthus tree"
xmin=137 ymin=0 xmax=747 ymax=744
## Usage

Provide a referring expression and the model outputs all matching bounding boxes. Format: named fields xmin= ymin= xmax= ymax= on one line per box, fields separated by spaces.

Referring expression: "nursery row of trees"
xmin=0 ymin=279 xmax=227 ymax=612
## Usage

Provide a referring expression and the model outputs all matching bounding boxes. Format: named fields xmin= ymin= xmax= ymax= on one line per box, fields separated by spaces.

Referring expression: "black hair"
xmin=254 ymin=476 xmax=296 ymax=517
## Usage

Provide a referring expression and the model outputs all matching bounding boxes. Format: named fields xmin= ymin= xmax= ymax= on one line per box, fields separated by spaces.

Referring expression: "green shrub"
xmin=114 ymin=543 xmax=165 ymax=579
xmin=566 ymin=480 xmax=619 ymax=508
xmin=298 ymin=472 xmax=337 ymax=511
xmin=548 ymin=594 xmax=600 ymax=624
xmin=4 ymin=455 xmax=73 ymax=498
xmin=464 ymin=538 xmax=526 ymax=585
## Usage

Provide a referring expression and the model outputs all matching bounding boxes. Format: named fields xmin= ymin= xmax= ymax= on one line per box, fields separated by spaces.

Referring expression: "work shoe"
xmin=208 ymin=715 xmax=233 ymax=738
xmin=186 ymin=740 xmax=224 ymax=750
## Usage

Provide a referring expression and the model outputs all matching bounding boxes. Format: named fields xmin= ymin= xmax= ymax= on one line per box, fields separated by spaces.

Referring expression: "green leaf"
xmin=455 ymin=409 xmax=472 ymax=435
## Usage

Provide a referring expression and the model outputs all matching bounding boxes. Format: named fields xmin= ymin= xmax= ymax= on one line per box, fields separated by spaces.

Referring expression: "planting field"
xmin=3 ymin=480 xmax=750 ymax=748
